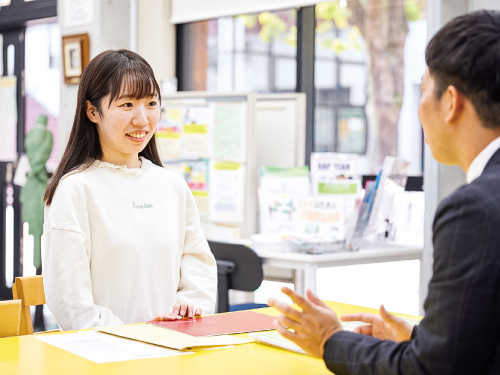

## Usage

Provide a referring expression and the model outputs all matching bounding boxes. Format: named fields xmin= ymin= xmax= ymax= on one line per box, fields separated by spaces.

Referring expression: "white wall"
xmin=397 ymin=20 xmax=428 ymax=176
xmin=137 ymin=0 xmax=176 ymax=81
xmin=57 ymin=0 xmax=177 ymax=156
xmin=57 ymin=0 xmax=130 ymax=157
xmin=470 ymin=0 xmax=500 ymax=11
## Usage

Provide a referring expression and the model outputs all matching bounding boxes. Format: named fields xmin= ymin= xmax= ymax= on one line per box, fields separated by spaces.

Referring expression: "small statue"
xmin=20 ymin=115 xmax=53 ymax=270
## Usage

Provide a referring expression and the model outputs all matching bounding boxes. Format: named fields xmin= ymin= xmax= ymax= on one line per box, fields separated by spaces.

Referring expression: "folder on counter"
xmin=147 ymin=311 xmax=276 ymax=337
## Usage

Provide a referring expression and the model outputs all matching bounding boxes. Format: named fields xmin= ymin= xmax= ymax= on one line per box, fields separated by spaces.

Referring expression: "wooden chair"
xmin=12 ymin=276 xmax=46 ymax=335
xmin=0 ymin=300 xmax=22 ymax=338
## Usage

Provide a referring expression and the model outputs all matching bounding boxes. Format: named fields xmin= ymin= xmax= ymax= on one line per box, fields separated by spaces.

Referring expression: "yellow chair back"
xmin=12 ymin=276 xmax=46 ymax=335
xmin=0 ymin=300 xmax=22 ymax=338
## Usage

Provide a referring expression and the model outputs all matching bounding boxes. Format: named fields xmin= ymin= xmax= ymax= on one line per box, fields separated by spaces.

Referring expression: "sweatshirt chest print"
xmin=132 ymin=201 xmax=153 ymax=209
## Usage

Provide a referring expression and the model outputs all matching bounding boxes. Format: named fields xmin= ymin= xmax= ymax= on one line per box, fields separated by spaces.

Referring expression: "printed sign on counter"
xmin=259 ymin=192 xmax=346 ymax=240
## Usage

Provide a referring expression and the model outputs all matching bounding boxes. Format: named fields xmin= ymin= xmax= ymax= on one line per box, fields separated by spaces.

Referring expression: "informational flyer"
xmin=0 ymin=76 xmax=17 ymax=162
xmin=295 ymin=196 xmax=345 ymax=239
xmin=310 ymin=152 xmax=358 ymax=188
xmin=213 ymin=102 xmax=246 ymax=161
xmin=182 ymin=123 xmax=209 ymax=158
xmin=258 ymin=192 xmax=346 ymax=239
xmin=316 ymin=179 xmax=361 ymax=228
xmin=180 ymin=105 xmax=212 ymax=159
xmin=209 ymin=161 xmax=244 ymax=221
xmin=184 ymin=159 xmax=209 ymax=215
xmin=259 ymin=190 xmax=297 ymax=234
xmin=205 ymin=222 xmax=241 ymax=241
xmin=163 ymin=159 xmax=209 ymax=215
xmin=156 ymin=106 xmax=183 ymax=160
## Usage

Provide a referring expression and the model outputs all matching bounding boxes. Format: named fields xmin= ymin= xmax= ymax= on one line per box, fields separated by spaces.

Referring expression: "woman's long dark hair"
xmin=44 ymin=49 xmax=163 ymax=206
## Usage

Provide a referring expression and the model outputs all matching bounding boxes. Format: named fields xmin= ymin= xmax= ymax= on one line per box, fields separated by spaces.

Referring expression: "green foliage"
xmin=315 ymin=1 xmax=350 ymax=29
xmin=258 ymin=12 xmax=289 ymax=43
xmin=236 ymin=0 xmax=424 ymax=54
xmin=316 ymin=1 xmax=361 ymax=55
xmin=404 ymin=0 xmax=423 ymax=21
xmin=237 ymin=14 xmax=257 ymax=29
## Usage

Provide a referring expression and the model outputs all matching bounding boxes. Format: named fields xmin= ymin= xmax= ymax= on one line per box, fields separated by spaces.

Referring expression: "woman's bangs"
xmin=108 ymin=64 xmax=160 ymax=105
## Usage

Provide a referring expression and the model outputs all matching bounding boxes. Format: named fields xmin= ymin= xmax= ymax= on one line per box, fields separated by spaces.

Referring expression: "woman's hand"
xmin=151 ymin=313 xmax=182 ymax=321
xmin=172 ymin=302 xmax=202 ymax=318
xmin=151 ymin=303 xmax=202 ymax=321
xmin=340 ymin=304 xmax=412 ymax=342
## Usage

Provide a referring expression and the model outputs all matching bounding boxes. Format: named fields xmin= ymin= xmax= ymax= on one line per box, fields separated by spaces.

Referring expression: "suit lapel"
xmin=483 ymin=147 xmax=500 ymax=174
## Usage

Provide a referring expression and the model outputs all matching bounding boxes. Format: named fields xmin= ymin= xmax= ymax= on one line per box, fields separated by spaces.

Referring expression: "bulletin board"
xmin=160 ymin=92 xmax=257 ymax=240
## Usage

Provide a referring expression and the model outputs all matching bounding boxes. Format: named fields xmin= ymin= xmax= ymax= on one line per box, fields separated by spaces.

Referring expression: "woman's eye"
xmin=121 ymin=103 xmax=133 ymax=108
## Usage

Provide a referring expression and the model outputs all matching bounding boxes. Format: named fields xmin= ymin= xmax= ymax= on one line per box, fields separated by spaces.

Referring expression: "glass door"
xmin=0 ymin=27 xmax=25 ymax=300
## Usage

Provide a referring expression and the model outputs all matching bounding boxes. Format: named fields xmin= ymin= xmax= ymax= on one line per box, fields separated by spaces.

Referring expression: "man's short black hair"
xmin=426 ymin=10 xmax=500 ymax=128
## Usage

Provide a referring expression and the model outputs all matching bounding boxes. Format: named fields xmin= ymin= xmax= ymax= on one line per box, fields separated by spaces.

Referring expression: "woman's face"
xmin=87 ymin=92 xmax=160 ymax=160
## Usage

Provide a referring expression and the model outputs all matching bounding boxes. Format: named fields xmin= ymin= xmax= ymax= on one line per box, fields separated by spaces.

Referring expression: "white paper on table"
xmin=34 ymin=331 xmax=194 ymax=363
xmin=0 ymin=76 xmax=18 ymax=162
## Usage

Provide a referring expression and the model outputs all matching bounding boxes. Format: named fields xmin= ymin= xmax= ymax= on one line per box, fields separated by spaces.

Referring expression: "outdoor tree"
xmin=243 ymin=0 xmax=426 ymax=170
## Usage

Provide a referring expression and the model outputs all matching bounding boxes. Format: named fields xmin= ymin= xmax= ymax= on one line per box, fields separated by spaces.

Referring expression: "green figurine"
xmin=20 ymin=115 xmax=53 ymax=270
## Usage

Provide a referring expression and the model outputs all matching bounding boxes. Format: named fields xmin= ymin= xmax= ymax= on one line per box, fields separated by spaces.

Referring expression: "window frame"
xmin=0 ymin=0 xmax=57 ymax=31
xmin=175 ymin=4 xmax=370 ymax=165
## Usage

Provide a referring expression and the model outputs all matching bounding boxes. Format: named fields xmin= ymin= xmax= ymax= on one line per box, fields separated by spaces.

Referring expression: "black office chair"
xmin=208 ymin=240 xmax=265 ymax=313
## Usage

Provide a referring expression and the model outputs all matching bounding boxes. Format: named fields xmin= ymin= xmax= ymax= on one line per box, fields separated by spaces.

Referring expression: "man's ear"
xmin=86 ymin=101 xmax=98 ymax=123
xmin=443 ymin=85 xmax=465 ymax=124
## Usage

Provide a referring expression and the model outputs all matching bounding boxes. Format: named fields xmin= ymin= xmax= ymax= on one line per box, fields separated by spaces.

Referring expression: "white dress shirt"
xmin=467 ymin=136 xmax=500 ymax=183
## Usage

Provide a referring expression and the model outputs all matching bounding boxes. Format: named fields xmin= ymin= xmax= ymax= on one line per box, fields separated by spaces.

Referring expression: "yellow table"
xmin=0 ymin=301 xmax=420 ymax=375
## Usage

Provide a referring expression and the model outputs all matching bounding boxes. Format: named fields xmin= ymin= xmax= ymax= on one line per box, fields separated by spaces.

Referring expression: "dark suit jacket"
xmin=323 ymin=149 xmax=500 ymax=375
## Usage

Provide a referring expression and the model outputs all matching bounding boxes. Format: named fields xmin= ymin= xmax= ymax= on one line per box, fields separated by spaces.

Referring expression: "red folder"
xmin=147 ymin=311 xmax=276 ymax=337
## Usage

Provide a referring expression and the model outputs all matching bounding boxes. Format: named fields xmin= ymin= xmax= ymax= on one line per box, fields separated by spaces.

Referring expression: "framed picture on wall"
xmin=62 ymin=33 xmax=89 ymax=84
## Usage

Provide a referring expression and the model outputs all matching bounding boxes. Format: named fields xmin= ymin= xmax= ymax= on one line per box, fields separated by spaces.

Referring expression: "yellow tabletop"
xmin=0 ymin=301 xmax=420 ymax=375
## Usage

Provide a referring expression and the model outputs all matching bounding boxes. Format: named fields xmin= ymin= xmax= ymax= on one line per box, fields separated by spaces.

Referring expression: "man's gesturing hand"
xmin=267 ymin=287 xmax=343 ymax=358
xmin=340 ymin=304 xmax=412 ymax=342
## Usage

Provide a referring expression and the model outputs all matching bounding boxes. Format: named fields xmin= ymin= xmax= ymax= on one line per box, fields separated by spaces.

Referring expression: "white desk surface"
xmin=226 ymin=240 xmax=423 ymax=304
xmin=254 ymin=244 xmax=422 ymax=264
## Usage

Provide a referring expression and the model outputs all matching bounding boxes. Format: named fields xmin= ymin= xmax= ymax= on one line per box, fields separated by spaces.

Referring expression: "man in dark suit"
xmin=268 ymin=10 xmax=500 ymax=374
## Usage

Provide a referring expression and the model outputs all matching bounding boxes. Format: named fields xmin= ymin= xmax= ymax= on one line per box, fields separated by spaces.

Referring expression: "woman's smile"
xmin=125 ymin=131 xmax=148 ymax=142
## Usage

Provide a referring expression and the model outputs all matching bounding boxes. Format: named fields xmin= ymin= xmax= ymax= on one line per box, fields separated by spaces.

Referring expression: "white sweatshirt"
xmin=43 ymin=157 xmax=217 ymax=331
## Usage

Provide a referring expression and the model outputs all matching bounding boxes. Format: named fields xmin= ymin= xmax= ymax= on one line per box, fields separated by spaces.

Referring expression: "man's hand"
xmin=151 ymin=303 xmax=202 ymax=321
xmin=267 ymin=287 xmax=343 ymax=358
xmin=340 ymin=304 xmax=412 ymax=342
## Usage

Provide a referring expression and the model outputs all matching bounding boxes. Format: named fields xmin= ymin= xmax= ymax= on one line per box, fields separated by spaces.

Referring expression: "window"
xmin=177 ymin=1 xmax=427 ymax=174
xmin=189 ymin=9 xmax=297 ymax=93
xmin=314 ymin=11 xmax=368 ymax=153
xmin=25 ymin=23 xmax=60 ymax=172
xmin=315 ymin=1 xmax=426 ymax=173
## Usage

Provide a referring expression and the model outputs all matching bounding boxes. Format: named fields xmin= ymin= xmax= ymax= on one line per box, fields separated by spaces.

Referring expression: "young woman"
xmin=42 ymin=50 xmax=217 ymax=331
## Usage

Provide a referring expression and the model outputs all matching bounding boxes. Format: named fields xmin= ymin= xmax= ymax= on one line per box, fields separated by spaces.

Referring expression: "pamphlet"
xmin=148 ymin=311 xmax=276 ymax=337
